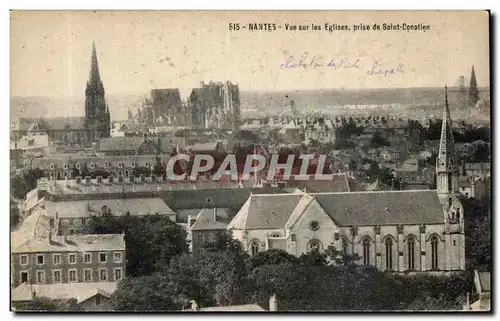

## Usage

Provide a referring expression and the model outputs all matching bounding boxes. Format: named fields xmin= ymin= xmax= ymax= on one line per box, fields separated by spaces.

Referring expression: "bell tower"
xmin=436 ymin=85 xmax=459 ymax=195
xmin=84 ymin=41 xmax=110 ymax=142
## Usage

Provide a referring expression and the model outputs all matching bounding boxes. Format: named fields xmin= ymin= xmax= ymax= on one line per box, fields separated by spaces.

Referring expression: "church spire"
xmin=437 ymin=85 xmax=459 ymax=195
xmin=467 ymin=65 xmax=479 ymax=107
xmin=89 ymin=41 xmax=101 ymax=84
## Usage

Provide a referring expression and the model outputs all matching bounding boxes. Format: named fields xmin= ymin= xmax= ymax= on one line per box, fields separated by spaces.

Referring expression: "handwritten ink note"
xmin=279 ymin=52 xmax=405 ymax=77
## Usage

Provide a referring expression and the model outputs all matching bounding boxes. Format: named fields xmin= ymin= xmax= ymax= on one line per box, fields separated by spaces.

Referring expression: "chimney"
xmin=76 ymin=176 xmax=82 ymax=184
xmin=85 ymin=176 xmax=91 ymax=184
xmin=213 ymin=208 xmax=217 ymax=222
xmin=269 ymin=294 xmax=278 ymax=311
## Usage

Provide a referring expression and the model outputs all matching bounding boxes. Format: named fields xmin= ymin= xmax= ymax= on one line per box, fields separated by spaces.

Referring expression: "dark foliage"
xmin=85 ymin=213 xmax=189 ymax=277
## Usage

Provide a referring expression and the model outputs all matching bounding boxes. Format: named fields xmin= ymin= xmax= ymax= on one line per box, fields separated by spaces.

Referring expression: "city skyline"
xmin=11 ymin=11 xmax=489 ymax=97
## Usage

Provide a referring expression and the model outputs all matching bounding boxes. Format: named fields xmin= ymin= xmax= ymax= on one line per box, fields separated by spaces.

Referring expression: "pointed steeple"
xmin=437 ymin=85 xmax=459 ymax=195
xmin=467 ymin=65 xmax=479 ymax=107
xmin=89 ymin=41 xmax=101 ymax=84
xmin=84 ymin=41 xmax=110 ymax=139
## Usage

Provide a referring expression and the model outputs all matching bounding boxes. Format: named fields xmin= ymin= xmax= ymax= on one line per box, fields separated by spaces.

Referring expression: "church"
xmin=12 ymin=42 xmax=111 ymax=148
xmin=226 ymin=87 xmax=465 ymax=272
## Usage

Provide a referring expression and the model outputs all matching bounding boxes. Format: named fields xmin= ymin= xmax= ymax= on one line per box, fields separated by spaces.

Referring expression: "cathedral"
xmin=224 ymin=87 xmax=465 ymax=272
xmin=12 ymin=42 xmax=111 ymax=148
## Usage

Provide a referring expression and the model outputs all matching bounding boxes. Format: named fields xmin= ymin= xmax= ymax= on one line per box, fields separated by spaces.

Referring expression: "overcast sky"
xmin=11 ymin=11 xmax=490 ymax=97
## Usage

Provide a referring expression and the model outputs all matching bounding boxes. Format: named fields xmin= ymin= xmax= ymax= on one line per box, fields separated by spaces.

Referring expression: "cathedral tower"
xmin=84 ymin=42 xmax=110 ymax=141
xmin=437 ymin=86 xmax=459 ymax=195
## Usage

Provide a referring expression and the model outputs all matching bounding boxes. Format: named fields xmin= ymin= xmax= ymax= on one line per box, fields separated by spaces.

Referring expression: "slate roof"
xmin=15 ymin=117 xmax=86 ymax=132
xmin=290 ymin=173 xmax=352 ymax=193
xmin=313 ymin=190 xmax=445 ymax=226
xmin=98 ymin=137 xmax=145 ymax=151
xmin=190 ymin=208 xmax=230 ymax=231
xmin=11 ymin=282 xmax=118 ymax=303
xmin=12 ymin=234 xmax=125 ymax=253
xmin=44 ymin=198 xmax=174 ymax=218
xmin=228 ymin=194 xmax=303 ymax=230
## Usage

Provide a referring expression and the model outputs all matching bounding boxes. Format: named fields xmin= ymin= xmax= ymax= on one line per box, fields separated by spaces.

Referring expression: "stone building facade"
xmin=11 ymin=234 xmax=126 ymax=288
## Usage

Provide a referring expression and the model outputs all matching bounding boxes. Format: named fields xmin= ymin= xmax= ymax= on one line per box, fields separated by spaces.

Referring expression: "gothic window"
xmin=250 ymin=240 xmax=260 ymax=257
xmin=308 ymin=239 xmax=322 ymax=252
xmin=362 ymin=238 xmax=371 ymax=266
xmin=431 ymin=235 xmax=439 ymax=270
xmin=448 ymin=198 xmax=453 ymax=208
xmin=407 ymin=236 xmax=416 ymax=270
xmin=270 ymin=232 xmax=281 ymax=238
xmin=342 ymin=238 xmax=349 ymax=255
xmin=385 ymin=237 xmax=393 ymax=271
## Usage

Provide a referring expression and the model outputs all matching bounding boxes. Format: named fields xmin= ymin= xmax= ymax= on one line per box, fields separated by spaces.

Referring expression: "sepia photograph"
xmin=9 ymin=10 xmax=491 ymax=312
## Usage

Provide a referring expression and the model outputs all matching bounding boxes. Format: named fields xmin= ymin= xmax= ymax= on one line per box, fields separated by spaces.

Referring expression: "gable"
xmin=288 ymin=197 xmax=339 ymax=233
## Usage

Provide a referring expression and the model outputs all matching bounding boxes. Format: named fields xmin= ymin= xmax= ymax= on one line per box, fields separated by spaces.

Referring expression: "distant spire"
xmin=467 ymin=65 xmax=479 ymax=107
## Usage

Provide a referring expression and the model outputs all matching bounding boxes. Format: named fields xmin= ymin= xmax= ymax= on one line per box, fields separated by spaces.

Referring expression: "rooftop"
xmin=12 ymin=282 xmax=118 ymax=304
xmin=44 ymin=197 xmax=174 ymax=218
xmin=12 ymin=233 xmax=125 ymax=253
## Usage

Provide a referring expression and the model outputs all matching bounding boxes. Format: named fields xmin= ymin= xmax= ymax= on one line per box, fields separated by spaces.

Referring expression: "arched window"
xmin=407 ymin=236 xmax=416 ymax=270
xmin=385 ymin=238 xmax=393 ymax=271
xmin=342 ymin=238 xmax=349 ymax=255
xmin=250 ymin=240 xmax=260 ymax=257
xmin=362 ymin=238 xmax=371 ymax=266
xmin=431 ymin=235 xmax=439 ymax=270
xmin=308 ymin=239 xmax=322 ymax=252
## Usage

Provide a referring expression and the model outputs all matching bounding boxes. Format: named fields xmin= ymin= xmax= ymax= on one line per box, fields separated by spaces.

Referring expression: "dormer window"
xmin=118 ymin=163 xmax=123 ymax=168
xmin=104 ymin=161 xmax=109 ymax=168
xmin=131 ymin=162 xmax=136 ymax=168
xmin=76 ymin=163 xmax=81 ymax=169
xmin=145 ymin=162 xmax=150 ymax=167
xmin=90 ymin=163 xmax=95 ymax=169
xmin=63 ymin=164 xmax=68 ymax=169
xmin=50 ymin=164 xmax=55 ymax=170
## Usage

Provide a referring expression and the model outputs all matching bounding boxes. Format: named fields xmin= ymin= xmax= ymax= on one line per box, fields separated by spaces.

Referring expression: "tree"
xmin=85 ymin=214 xmax=189 ymax=277
xmin=463 ymin=195 xmax=491 ymax=270
xmin=250 ymin=249 xmax=299 ymax=268
xmin=370 ymin=131 xmax=390 ymax=148
xmin=110 ymin=275 xmax=178 ymax=311
xmin=366 ymin=161 xmax=381 ymax=179
xmin=10 ymin=205 xmax=20 ymax=229
xmin=203 ymin=230 xmax=243 ymax=254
